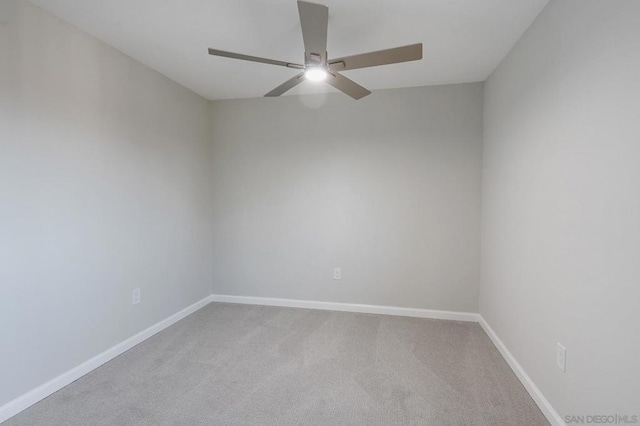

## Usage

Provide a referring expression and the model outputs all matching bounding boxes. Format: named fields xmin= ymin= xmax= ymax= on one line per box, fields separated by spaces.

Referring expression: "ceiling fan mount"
xmin=208 ymin=1 xmax=423 ymax=100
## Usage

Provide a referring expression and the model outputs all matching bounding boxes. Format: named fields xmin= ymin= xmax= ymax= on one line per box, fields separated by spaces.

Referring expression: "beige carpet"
xmin=4 ymin=303 xmax=548 ymax=425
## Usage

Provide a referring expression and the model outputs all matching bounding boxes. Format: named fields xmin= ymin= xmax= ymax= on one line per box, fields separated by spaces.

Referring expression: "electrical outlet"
xmin=132 ymin=288 xmax=141 ymax=305
xmin=557 ymin=343 xmax=566 ymax=372
xmin=333 ymin=267 xmax=341 ymax=280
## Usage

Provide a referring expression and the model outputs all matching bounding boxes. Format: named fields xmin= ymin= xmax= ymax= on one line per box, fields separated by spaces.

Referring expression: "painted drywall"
xmin=481 ymin=0 xmax=640 ymax=419
xmin=210 ymin=83 xmax=483 ymax=313
xmin=0 ymin=0 xmax=212 ymax=408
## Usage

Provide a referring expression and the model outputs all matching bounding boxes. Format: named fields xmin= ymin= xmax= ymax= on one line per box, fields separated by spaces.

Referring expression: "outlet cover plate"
xmin=557 ymin=343 xmax=566 ymax=372
xmin=333 ymin=268 xmax=341 ymax=280
xmin=132 ymin=288 xmax=141 ymax=305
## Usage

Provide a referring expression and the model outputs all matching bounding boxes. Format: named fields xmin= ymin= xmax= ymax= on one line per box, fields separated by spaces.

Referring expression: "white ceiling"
xmin=30 ymin=0 xmax=549 ymax=100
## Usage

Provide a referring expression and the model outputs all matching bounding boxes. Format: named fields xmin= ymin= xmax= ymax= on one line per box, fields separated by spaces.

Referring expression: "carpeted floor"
xmin=4 ymin=303 xmax=548 ymax=425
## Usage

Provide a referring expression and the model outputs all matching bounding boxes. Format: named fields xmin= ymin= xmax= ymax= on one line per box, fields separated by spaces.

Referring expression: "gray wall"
xmin=210 ymin=83 xmax=483 ymax=312
xmin=481 ymin=0 xmax=640 ymax=417
xmin=0 ymin=1 xmax=212 ymax=406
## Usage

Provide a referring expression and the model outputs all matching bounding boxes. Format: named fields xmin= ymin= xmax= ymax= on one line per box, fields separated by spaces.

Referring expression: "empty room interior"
xmin=1 ymin=0 xmax=639 ymax=424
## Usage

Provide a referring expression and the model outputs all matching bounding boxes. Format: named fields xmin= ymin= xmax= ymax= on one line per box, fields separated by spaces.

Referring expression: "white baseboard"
xmin=209 ymin=294 xmax=479 ymax=322
xmin=478 ymin=316 xmax=565 ymax=426
xmin=1 ymin=293 xmax=562 ymax=426
xmin=0 ymin=295 xmax=213 ymax=424
xmin=212 ymin=294 xmax=563 ymax=425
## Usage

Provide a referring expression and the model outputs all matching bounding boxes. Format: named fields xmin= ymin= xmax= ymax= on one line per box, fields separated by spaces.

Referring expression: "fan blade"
xmin=264 ymin=73 xmax=306 ymax=97
xmin=326 ymin=73 xmax=371 ymax=100
xmin=208 ymin=48 xmax=304 ymax=69
xmin=328 ymin=43 xmax=422 ymax=71
xmin=297 ymin=1 xmax=328 ymax=63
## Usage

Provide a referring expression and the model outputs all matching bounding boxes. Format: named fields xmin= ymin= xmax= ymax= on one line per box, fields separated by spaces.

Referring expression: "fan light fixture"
xmin=207 ymin=1 xmax=423 ymax=99
xmin=305 ymin=66 xmax=328 ymax=82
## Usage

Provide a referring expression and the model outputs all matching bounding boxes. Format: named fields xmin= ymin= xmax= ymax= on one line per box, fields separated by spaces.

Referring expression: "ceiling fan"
xmin=208 ymin=1 xmax=423 ymax=100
